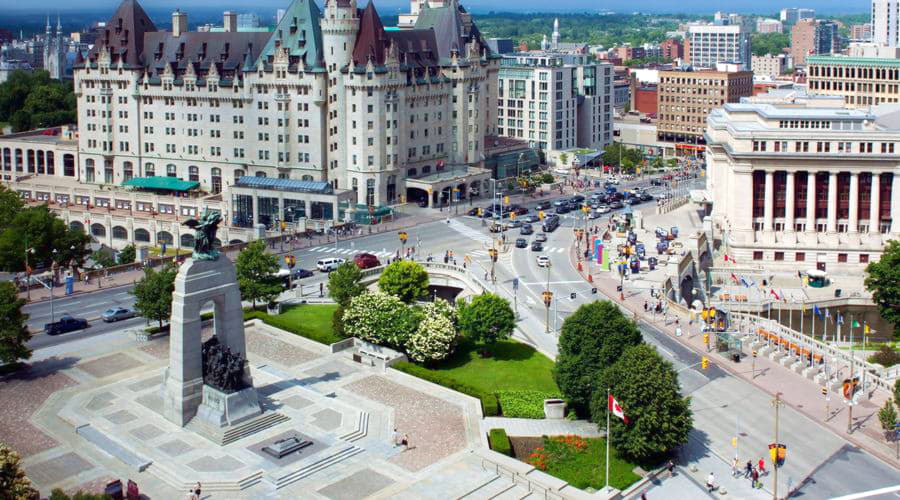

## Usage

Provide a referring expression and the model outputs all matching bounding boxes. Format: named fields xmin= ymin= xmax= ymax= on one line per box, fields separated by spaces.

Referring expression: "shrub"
xmin=868 ymin=345 xmax=900 ymax=367
xmin=332 ymin=305 xmax=346 ymax=338
xmin=540 ymin=173 xmax=555 ymax=184
xmin=497 ymin=390 xmax=562 ymax=419
xmin=343 ymin=291 xmax=418 ymax=349
xmin=392 ymin=361 xmax=499 ymax=416
xmin=406 ymin=313 xmax=457 ymax=363
xmin=488 ymin=428 xmax=512 ymax=456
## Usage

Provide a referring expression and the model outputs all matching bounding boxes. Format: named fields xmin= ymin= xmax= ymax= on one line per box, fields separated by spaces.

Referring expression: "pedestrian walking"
xmin=319 ymin=282 xmax=324 ymax=298
xmin=744 ymin=460 xmax=753 ymax=478
xmin=666 ymin=459 xmax=675 ymax=477
xmin=193 ymin=482 xmax=201 ymax=500
xmin=706 ymin=472 xmax=716 ymax=493
xmin=758 ymin=457 xmax=766 ymax=476
xmin=392 ymin=428 xmax=400 ymax=447
xmin=750 ymin=467 xmax=759 ymax=488
xmin=643 ymin=301 xmax=648 ymax=312
xmin=731 ymin=457 xmax=740 ymax=477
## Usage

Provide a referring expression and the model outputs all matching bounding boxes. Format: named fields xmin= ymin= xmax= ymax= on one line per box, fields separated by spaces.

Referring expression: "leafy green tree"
xmin=864 ymin=240 xmax=900 ymax=335
xmin=0 ymin=70 xmax=76 ymax=132
xmin=559 ymin=153 xmax=569 ymax=166
xmin=0 ymin=185 xmax=23 ymax=232
xmin=554 ymin=301 xmax=643 ymax=411
xmin=878 ymin=399 xmax=898 ymax=442
xmin=117 ymin=244 xmax=136 ymax=265
xmin=457 ymin=293 xmax=515 ymax=353
xmin=0 ymin=443 xmax=39 ymax=499
xmin=591 ymin=344 xmax=692 ymax=461
xmin=540 ymin=173 xmax=554 ymax=184
xmin=894 ymin=380 xmax=900 ymax=408
xmin=90 ymin=249 xmax=116 ymax=269
xmin=378 ymin=260 xmax=430 ymax=303
xmin=0 ymin=282 xmax=30 ymax=366
xmin=342 ymin=291 xmax=419 ymax=348
xmin=235 ymin=241 xmax=282 ymax=309
xmin=131 ymin=265 xmax=177 ymax=329
xmin=0 ymin=205 xmax=89 ymax=273
xmin=407 ymin=312 xmax=457 ymax=363
xmin=328 ymin=262 xmax=366 ymax=307
xmin=751 ymin=32 xmax=790 ymax=57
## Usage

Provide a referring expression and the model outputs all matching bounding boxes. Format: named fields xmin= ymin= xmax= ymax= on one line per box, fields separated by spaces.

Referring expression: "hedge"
xmin=497 ymin=390 xmax=563 ymax=419
xmin=392 ymin=361 xmax=499 ymax=416
xmin=489 ymin=428 xmax=512 ymax=456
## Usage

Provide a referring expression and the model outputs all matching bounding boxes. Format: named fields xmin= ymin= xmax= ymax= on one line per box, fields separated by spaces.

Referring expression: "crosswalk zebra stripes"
xmin=308 ymin=246 xmax=394 ymax=258
xmin=446 ymin=219 xmax=494 ymax=245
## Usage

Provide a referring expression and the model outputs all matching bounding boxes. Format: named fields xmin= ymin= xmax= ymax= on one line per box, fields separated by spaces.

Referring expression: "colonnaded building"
xmin=0 ymin=0 xmax=536 ymax=250
xmin=706 ymin=92 xmax=900 ymax=272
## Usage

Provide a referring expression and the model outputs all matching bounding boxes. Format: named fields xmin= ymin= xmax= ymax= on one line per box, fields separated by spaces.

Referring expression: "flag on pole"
xmin=814 ymin=305 xmax=824 ymax=319
xmin=801 ymin=303 xmax=807 ymax=313
xmin=836 ymin=314 xmax=844 ymax=325
xmin=864 ymin=323 xmax=870 ymax=335
xmin=608 ymin=394 xmax=629 ymax=424
xmin=851 ymin=320 xmax=861 ymax=328
xmin=769 ymin=289 xmax=780 ymax=301
xmin=730 ymin=272 xmax=739 ymax=283
xmin=740 ymin=277 xmax=751 ymax=288
xmin=825 ymin=309 xmax=831 ymax=320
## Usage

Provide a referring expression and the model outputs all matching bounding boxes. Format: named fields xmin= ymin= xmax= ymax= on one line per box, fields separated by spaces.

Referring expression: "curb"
xmin=23 ymin=281 xmax=135 ymax=306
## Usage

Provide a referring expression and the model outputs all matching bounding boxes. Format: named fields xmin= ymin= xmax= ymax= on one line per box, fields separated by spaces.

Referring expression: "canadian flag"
xmin=770 ymin=289 xmax=780 ymax=301
xmin=608 ymin=394 xmax=629 ymax=424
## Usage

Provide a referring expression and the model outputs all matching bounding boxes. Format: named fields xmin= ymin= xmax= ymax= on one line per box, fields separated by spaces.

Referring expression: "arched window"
xmin=255 ymin=171 xmax=267 ymax=178
xmin=91 ymin=223 xmax=106 ymax=237
xmin=366 ymin=179 xmax=376 ymax=206
xmin=180 ymin=234 xmax=195 ymax=248
xmin=69 ymin=221 xmax=84 ymax=232
xmin=144 ymin=162 xmax=155 ymax=177
xmin=1 ymin=148 xmax=10 ymax=171
xmin=157 ymin=231 xmax=174 ymax=245
xmin=188 ymin=165 xmax=199 ymax=182
xmin=27 ymin=150 xmax=35 ymax=173
xmin=134 ymin=228 xmax=151 ymax=242
xmin=211 ymin=167 xmax=222 ymax=194
xmin=123 ymin=161 xmax=134 ymax=181
xmin=166 ymin=164 xmax=177 ymax=178
xmin=46 ymin=151 xmax=55 ymax=175
xmin=422 ymin=165 xmax=431 ymax=174
xmin=112 ymin=226 xmax=128 ymax=239
xmin=234 ymin=169 xmax=245 ymax=184
xmin=36 ymin=150 xmax=45 ymax=174
xmin=85 ymin=159 xmax=95 ymax=183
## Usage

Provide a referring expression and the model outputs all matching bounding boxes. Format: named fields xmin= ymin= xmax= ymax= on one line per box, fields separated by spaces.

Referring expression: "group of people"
xmin=731 ymin=457 xmax=768 ymax=489
xmin=392 ymin=428 xmax=411 ymax=450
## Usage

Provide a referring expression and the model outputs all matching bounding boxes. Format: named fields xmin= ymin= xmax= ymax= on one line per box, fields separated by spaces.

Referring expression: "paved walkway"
xmin=481 ymin=417 xmax=603 ymax=437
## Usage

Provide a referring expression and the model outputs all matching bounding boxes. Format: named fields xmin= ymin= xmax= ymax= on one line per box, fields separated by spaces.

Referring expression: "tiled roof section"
xmin=351 ymin=1 xmax=387 ymax=66
xmin=143 ymin=32 xmax=271 ymax=77
xmin=86 ymin=0 xmax=157 ymax=67
xmin=414 ymin=2 xmax=489 ymax=63
xmin=352 ymin=0 xmax=438 ymax=68
xmin=257 ymin=0 xmax=324 ymax=70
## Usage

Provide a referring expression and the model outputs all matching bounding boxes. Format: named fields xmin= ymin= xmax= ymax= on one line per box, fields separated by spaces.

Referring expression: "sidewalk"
xmin=19 ymin=268 xmax=145 ymax=303
xmin=568 ymin=241 xmax=900 ymax=477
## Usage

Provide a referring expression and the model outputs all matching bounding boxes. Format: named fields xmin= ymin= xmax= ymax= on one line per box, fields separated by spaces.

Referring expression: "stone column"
xmin=870 ymin=173 xmax=881 ymax=233
xmin=251 ymin=194 xmax=259 ymax=226
xmin=763 ymin=170 xmax=774 ymax=232
xmin=785 ymin=171 xmax=795 ymax=231
xmin=892 ymin=173 xmax=900 ymax=234
xmin=806 ymin=171 xmax=816 ymax=232
xmin=827 ymin=171 xmax=838 ymax=233
xmin=849 ymin=172 xmax=859 ymax=233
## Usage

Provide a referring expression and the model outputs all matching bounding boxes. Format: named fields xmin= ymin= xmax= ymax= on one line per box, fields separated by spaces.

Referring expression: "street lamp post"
xmin=24 ymin=240 xmax=35 ymax=301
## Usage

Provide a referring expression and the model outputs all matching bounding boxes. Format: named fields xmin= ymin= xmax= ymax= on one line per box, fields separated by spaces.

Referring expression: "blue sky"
xmin=0 ymin=0 xmax=872 ymax=14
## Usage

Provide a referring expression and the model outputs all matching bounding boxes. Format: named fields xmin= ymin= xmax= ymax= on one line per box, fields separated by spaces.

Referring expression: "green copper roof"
xmin=123 ymin=176 xmax=199 ymax=191
xmin=256 ymin=0 xmax=324 ymax=70
xmin=806 ymin=55 xmax=900 ymax=67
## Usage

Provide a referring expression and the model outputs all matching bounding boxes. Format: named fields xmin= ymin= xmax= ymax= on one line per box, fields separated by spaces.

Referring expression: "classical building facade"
xmin=71 ymin=0 xmax=499 ymax=209
xmin=706 ymin=100 xmax=900 ymax=271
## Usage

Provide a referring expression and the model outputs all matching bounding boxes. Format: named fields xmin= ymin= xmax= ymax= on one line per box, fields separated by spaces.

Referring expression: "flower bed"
xmin=515 ymin=435 xmax=641 ymax=491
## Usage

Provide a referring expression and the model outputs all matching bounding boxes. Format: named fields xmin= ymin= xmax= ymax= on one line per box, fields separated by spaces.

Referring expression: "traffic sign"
xmin=513 ymin=278 xmax=519 ymax=290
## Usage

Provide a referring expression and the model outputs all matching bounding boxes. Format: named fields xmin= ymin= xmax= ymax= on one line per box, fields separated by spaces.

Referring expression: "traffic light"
xmin=284 ymin=255 xmax=296 ymax=269
xmin=477 ymin=208 xmax=483 ymax=217
xmin=504 ymin=195 xmax=510 ymax=205
xmin=538 ymin=211 xmax=545 ymax=220
xmin=752 ymin=350 xmax=757 ymax=358
xmin=701 ymin=356 xmax=709 ymax=370
xmin=509 ymin=211 xmax=516 ymax=220
xmin=703 ymin=333 xmax=709 ymax=345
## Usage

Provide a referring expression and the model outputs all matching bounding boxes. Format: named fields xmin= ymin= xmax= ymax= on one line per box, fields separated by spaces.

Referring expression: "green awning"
xmin=122 ymin=176 xmax=199 ymax=191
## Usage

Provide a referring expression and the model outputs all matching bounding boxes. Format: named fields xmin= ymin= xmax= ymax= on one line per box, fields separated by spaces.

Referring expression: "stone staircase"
xmin=338 ymin=411 xmax=369 ymax=442
xmin=263 ymin=444 xmax=364 ymax=490
xmin=186 ymin=411 xmax=289 ymax=446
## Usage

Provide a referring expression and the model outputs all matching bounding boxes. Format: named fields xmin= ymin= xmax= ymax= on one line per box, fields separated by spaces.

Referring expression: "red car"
xmin=353 ymin=253 xmax=381 ymax=269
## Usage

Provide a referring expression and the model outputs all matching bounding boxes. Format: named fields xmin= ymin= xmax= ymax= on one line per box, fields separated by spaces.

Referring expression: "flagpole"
xmin=606 ymin=388 xmax=611 ymax=494
xmin=800 ymin=303 xmax=804 ymax=337
xmin=824 ymin=309 xmax=829 ymax=344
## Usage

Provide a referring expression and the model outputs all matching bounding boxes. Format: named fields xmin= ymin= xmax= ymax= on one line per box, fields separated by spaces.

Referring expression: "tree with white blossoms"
xmin=342 ymin=291 xmax=420 ymax=349
xmin=405 ymin=299 xmax=459 ymax=362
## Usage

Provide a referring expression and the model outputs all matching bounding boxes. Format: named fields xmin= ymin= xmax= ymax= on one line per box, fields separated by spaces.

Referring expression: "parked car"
xmin=531 ymin=241 xmax=544 ymax=252
xmin=588 ymin=210 xmax=602 ymax=219
xmin=520 ymin=223 xmax=534 ymax=235
xmin=640 ymin=193 xmax=654 ymax=202
xmin=535 ymin=233 xmax=548 ymax=243
xmin=316 ymin=257 xmax=346 ymax=272
xmin=570 ymin=194 xmax=585 ymax=203
xmin=535 ymin=201 xmax=552 ymax=211
xmin=45 ymin=315 xmax=88 ymax=335
xmin=293 ymin=268 xmax=315 ymax=279
xmin=515 ymin=238 xmax=528 ymax=248
xmin=536 ymin=255 xmax=551 ymax=267
xmin=101 ymin=307 xmax=135 ymax=323
xmin=353 ymin=253 xmax=381 ymax=269
xmin=597 ymin=205 xmax=611 ymax=214
xmin=489 ymin=222 xmax=508 ymax=233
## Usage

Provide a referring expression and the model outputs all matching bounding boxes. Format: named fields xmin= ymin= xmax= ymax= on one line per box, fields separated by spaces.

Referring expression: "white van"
xmin=316 ymin=257 xmax=346 ymax=272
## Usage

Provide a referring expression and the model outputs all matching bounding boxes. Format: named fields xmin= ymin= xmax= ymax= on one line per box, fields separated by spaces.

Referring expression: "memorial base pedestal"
xmin=195 ymin=385 xmax=262 ymax=428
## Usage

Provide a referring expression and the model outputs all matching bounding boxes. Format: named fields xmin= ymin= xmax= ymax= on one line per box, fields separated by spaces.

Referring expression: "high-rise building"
xmin=657 ymin=66 xmax=753 ymax=151
xmin=791 ymin=19 xmax=837 ymax=67
xmin=851 ymin=23 xmax=873 ymax=42
xmin=756 ymin=19 xmax=783 ymax=34
xmin=496 ymin=53 xmax=613 ymax=152
xmin=236 ymin=13 xmax=260 ymax=29
xmin=706 ymin=98 xmax=900 ymax=271
xmin=873 ymin=0 xmax=900 ymax=47
xmin=807 ymin=55 xmax=900 ymax=108
xmin=780 ymin=7 xmax=815 ymax=25
xmin=659 ymin=39 xmax=684 ymax=60
xmin=685 ymin=24 xmax=751 ymax=70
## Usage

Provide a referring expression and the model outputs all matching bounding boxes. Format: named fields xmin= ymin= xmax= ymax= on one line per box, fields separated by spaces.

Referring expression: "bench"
xmin=356 ymin=348 xmax=391 ymax=367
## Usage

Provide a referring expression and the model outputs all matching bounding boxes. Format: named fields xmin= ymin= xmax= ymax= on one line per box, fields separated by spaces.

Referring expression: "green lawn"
xmin=246 ymin=303 xmax=341 ymax=345
xmin=425 ymin=339 xmax=559 ymax=394
xmin=534 ymin=436 xmax=641 ymax=491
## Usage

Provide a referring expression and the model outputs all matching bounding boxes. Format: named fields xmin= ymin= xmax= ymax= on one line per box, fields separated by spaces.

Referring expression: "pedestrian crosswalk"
xmin=447 ymin=219 xmax=494 ymax=245
xmin=308 ymin=246 xmax=395 ymax=258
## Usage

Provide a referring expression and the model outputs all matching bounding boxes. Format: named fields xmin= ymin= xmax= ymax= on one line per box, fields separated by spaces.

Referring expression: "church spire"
xmin=56 ymin=14 xmax=62 ymax=37
xmin=46 ymin=15 xmax=51 ymax=35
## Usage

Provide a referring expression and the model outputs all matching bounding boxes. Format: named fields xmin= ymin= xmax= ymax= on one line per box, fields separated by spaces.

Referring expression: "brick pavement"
xmin=568 ymin=241 xmax=900 ymax=473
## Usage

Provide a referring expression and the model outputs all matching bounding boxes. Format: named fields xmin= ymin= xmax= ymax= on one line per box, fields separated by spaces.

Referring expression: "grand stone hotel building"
xmin=70 ymin=0 xmax=499 ymax=209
